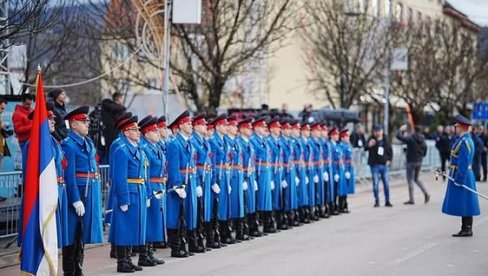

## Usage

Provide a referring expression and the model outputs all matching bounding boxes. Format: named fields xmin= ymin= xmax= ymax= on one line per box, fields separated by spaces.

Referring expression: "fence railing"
xmin=0 ymin=144 xmax=440 ymax=240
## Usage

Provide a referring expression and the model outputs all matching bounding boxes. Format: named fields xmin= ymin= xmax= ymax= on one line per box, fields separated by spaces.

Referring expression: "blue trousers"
xmin=370 ymin=164 xmax=390 ymax=202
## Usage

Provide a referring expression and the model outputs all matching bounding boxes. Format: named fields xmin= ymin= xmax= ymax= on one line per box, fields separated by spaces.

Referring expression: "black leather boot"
xmin=73 ymin=238 xmax=84 ymax=276
xmin=138 ymin=244 xmax=156 ymax=267
xmin=299 ymin=207 xmax=310 ymax=224
xmin=168 ymin=229 xmax=189 ymax=258
xmin=116 ymin=246 xmax=135 ymax=273
xmin=277 ymin=211 xmax=289 ymax=230
xmin=220 ymin=220 xmax=236 ymax=244
xmin=147 ymin=243 xmax=165 ymax=265
xmin=263 ymin=212 xmax=277 ymax=233
xmin=110 ymin=244 xmax=117 ymax=259
xmin=125 ymin=247 xmax=142 ymax=271
xmin=453 ymin=217 xmax=473 ymax=237
xmin=236 ymin=218 xmax=250 ymax=241
xmin=62 ymin=245 xmax=76 ymax=276
xmin=189 ymin=230 xmax=205 ymax=253
xmin=205 ymin=222 xmax=220 ymax=248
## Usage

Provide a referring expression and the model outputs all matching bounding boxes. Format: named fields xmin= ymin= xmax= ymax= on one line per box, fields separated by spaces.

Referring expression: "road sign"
xmin=473 ymin=102 xmax=488 ymax=121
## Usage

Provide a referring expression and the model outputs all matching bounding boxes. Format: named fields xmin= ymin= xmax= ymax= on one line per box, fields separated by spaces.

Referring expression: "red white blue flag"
xmin=20 ymin=72 xmax=58 ymax=275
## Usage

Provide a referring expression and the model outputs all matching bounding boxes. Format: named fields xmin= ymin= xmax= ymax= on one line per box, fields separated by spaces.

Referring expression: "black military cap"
xmin=169 ymin=110 xmax=191 ymax=130
xmin=252 ymin=116 xmax=267 ymax=128
xmin=115 ymin=112 xmax=133 ymax=129
xmin=454 ymin=114 xmax=471 ymax=127
xmin=213 ymin=114 xmax=228 ymax=126
xmin=138 ymin=115 xmax=154 ymax=129
xmin=118 ymin=115 xmax=139 ymax=131
xmin=268 ymin=117 xmax=281 ymax=129
xmin=156 ymin=116 xmax=166 ymax=128
xmin=329 ymin=127 xmax=339 ymax=136
xmin=64 ymin=106 xmax=90 ymax=121
xmin=373 ymin=124 xmax=383 ymax=132
xmin=300 ymin=122 xmax=310 ymax=130
xmin=139 ymin=116 xmax=158 ymax=133
xmin=238 ymin=117 xmax=253 ymax=128
xmin=192 ymin=113 xmax=207 ymax=126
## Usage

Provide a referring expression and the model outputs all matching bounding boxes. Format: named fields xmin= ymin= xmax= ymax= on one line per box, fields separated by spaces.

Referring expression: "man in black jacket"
xmin=396 ymin=125 xmax=430 ymax=205
xmin=101 ymin=92 xmax=126 ymax=161
xmin=48 ymin=89 xmax=68 ymax=141
xmin=350 ymin=124 xmax=366 ymax=148
xmin=435 ymin=125 xmax=452 ymax=180
xmin=365 ymin=125 xmax=393 ymax=207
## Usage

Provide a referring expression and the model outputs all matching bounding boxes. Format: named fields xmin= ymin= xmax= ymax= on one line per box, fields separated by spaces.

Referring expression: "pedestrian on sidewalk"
xmin=396 ymin=124 xmax=430 ymax=205
xmin=442 ymin=115 xmax=480 ymax=237
xmin=365 ymin=125 xmax=393 ymax=207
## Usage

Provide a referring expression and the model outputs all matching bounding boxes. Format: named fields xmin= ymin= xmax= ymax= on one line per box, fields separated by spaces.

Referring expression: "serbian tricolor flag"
xmin=20 ymin=71 xmax=58 ymax=275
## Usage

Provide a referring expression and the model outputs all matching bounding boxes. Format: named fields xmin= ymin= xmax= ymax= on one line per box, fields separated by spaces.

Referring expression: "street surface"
xmin=2 ymin=172 xmax=488 ymax=276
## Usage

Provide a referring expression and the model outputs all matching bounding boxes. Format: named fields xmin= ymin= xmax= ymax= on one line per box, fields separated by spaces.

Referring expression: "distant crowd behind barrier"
xmin=0 ymin=142 xmax=440 ymax=240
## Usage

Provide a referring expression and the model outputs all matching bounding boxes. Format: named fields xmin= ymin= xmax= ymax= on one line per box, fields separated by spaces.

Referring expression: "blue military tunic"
xmin=310 ymin=137 xmax=324 ymax=206
xmin=209 ymin=132 xmax=232 ymax=220
xmin=321 ymin=138 xmax=334 ymax=203
xmin=141 ymin=136 xmax=166 ymax=242
xmin=62 ymin=131 xmax=103 ymax=245
xmin=108 ymin=135 xmax=148 ymax=246
xmin=331 ymin=141 xmax=347 ymax=197
xmin=250 ymin=134 xmax=273 ymax=211
xmin=281 ymin=135 xmax=298 ymax=211
xmin=341 ymin=141 xmax=356 ymax=195
xmin=105 ymin=133 xmax=124 ymax=225
xmin=225 ymin=135 xmax=245 ymax=218
xmin=442 ymin=133 xmax=480 ymax=216
xmin=237 ymin=136 xmax=257 ymax=214
xmin=268 ymin=135 xmax=284 ymax=211
xmin=166 ymin=133 xmax=198 ymax=230
xmin=191 ymin=132 xmax=213 ymax=222
xmin=296 ymin=137 xmax=310 ymax=207
xmin=19 ymin=136 xmax=69 ymax=248
xmin=303 ymin=138 xmax=315 ymax=207
xmin=157 ymin=139 xmax=168 ymax=239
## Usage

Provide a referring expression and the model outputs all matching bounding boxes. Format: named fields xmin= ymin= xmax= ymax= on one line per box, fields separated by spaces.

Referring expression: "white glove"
xmin=196 ymin=186 xmax=203 ymax=198
xmin=175 ymin=187 xmax=187 ymax=199
xmin=305 ymin=177 xmax=310 ymax=185
xmin=254 ymin=181 xmax=258 ymax=191
xmin=334 ymin=174 xmax=339 ymax=182
xmin=295 ymin=177 xmax=300 ymax=186
xmin=242 ymin=181 xmax=248 ymax=191
xmin=146 ymin=198 xmax=151 ymax=207
xmin=323 ymin=171 xmax=329 ymax=182
xmin=270 ymin=181 xmax=275 ymax=190
xmin=212 ymin=183 xmax=221 ymax=194
xmin=228 ymin=185 xmax=232 ymax=194
xmin=281 ymin=180 xmax=288 ymax=189
xmin=120 ymin=205 xmax=129 ymax=212
xmin=345 ymin=172 xmax=351 ymax=179
xmin=154 ymin=191 xmax=163 ymax=199
xmin=73 ymin=201 xmax=85 ymax=216
xmin=313 ymin=175 xmax=319 ymax=183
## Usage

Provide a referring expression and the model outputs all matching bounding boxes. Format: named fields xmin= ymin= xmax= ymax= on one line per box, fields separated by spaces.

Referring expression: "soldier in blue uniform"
xmin=138 ymin=116 xmax=166 ymax=265
xmin=250 ymin=117 xmax=275 ymax=233
xmin=154 ymin=115 xmax=169 ymax=249
xmin=442 ymin=115 xmax=481 ymax=237
xmin=109 ymin=114 xmax=151 ymax=272
xmin=190 ymin=113 xmax=214 ymax=250
xmin=329 ymin=128 xmax=345 ymax=215
xmin=297 ymin=123 xmax=311 ymax=223
xmin=319 ymin=122 xmax=333 ymax=217
xmin=225 ymin=116 xmax=248 ymax=241
xmin=302 ymin=123 xmax=318 ymax=221
xmin=209 ymin=115 xmax=235 ymax=244
xmin=237 ymin=118 xmax=261 ymax=237
xmin=268 ymin=118 xmax=288 ymax=230
xmin=280 ymin=119 xmax=299 ymax=226
xmin=166 ymin=111 xmax=199 ymax=257
xmin=290 ymin=120 xmax=307 ymax=224
xmin=310 ymin=123 xmax=325 ymax=219
xmin=62 ymin=106 xmax=104 ymax=275
xmin=340 ymin=129 xmax=354 ymax=213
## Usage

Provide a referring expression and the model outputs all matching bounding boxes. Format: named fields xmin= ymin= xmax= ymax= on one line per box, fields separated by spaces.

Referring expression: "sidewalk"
xmin=0 ymin=169 xmax=430 ymax=270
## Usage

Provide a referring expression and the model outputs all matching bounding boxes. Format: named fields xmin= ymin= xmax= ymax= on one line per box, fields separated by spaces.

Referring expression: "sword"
xmin=434 ymin=169 xmax=488 ymax=200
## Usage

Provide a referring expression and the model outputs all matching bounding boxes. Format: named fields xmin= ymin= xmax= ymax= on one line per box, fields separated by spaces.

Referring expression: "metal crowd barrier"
xmin=0 ymin=145 xmax=441 ymax=240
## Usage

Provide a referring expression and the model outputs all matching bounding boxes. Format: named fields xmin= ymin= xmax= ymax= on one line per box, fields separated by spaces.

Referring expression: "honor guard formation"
xmin=16 ymin=104 xmax=482 ymax=275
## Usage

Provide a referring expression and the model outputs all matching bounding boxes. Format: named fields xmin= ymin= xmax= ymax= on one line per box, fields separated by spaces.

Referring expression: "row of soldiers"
xmin=19 ymin=104 xmax=357 ymax=275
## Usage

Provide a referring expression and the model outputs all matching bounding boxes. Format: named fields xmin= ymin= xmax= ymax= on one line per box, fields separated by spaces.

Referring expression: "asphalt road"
xmin=2 ymin=172 xmax=488 ymax=276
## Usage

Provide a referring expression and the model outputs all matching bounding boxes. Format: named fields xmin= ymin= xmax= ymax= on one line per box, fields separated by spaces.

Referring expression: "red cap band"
xmin=69 ymin=113 xmax=88 ymax=121
xmin=281 ymin=123 xmax=291 ymax=129
xmin=301 ymin=124 xmax=310 ymax=131
xmin=253 ymin=121 xmax=267 ymax=128
xmin=269 ymin=121 xmax=281 ymax=128
xmin=311 ymin=124 xmax=321 ymax=131
xmin=291 ymin=123 xmax=300 ymax=129
xmin=157 ymin=121 xmax=166 ymax=128
xmin=122 ymin=122 xmax=139 ymax=131
xmin=228 ymin=119 xmax=238 ymax=126
xmin=214 ymin=119 xmax=228 ymax=126
xmin=239 ymin=122 xmax=252 ymax=129
xmin=177 ymin=116 xmax=191 ymax=126
xmin=141 ymin=124 xmax=158 ymax=134
xmin=192 ymin=118 xmax=207 ymax=126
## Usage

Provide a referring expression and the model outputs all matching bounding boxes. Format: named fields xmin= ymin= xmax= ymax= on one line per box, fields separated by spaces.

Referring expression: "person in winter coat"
xmin=12 ymin=93 xmax=35 ymax=149
xmin=48 ymin=89 xmax=69 ymax=141
xmin=396 ymin=124 xmax=430 ymax=205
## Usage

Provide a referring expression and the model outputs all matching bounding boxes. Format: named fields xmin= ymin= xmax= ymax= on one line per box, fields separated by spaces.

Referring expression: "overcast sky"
xmin=449 ymin=0 xmax=488 ymax=27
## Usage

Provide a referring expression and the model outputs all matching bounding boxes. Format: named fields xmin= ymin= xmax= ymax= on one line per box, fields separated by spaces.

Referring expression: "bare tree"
xmin=171 ymin=0 xmax=295 ymax=112
xmin=300 ymin=0 xmax=392 ymax=109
